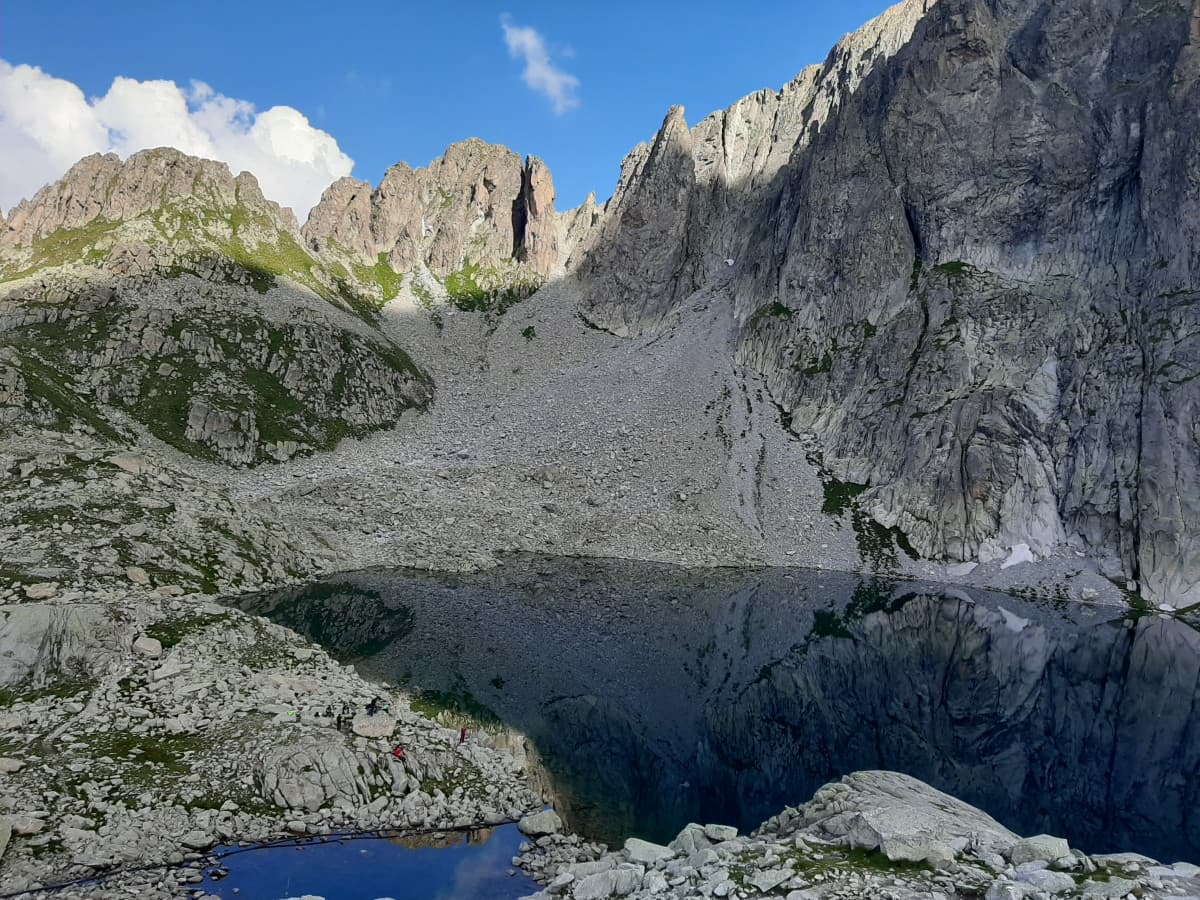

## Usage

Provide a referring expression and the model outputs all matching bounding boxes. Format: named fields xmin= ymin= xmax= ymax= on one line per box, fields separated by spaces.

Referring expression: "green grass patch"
xmin=145 ymin=612 xmax=232 ymax=650
xmin=351 ymin=253 xmax=404 ymax=301
xmin=0 ymin=220 xmax=120 ymax=282
xmin=15 ymin=351 xmax=123 ymax=440
xmin=798 ymin=352 xmax=834 ymax=376
xmin=821 ymin=480 xmax=867 ymax=516
xmin=933 ymin=260 xmax=971 ymax=275
xmin=747 ymin=302 xmax=795 ymax=328
xmin=443 ymin=260 xmax=542 ymax=314
xmin=820 ymin=478 xmax=918 ymax=571
xmin=410 ymin=689 xmax=501 ymax=729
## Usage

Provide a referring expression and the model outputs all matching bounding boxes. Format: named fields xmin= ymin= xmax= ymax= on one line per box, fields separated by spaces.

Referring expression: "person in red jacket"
xmin=459 ymin=727 xmax=469 ymax=744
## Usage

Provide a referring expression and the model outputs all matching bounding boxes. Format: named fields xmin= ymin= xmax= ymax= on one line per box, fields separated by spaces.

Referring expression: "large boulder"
xmin=519 ymin=809 xmax=563 ymax=837
xmin=0 ymin=603 xmax=126 ymax=688
xmin=256 ymin=738 xmax=385 ymax=812
xmin=351 ymin=712 xmax=395 ymax=739
xmin=572 ymin=864 xmax=644 ymax=900
xmin=623 ymin=837 xmax=674 ymax=864
xmin=1009 ymin=834 xmax=1072 ymax=865
xmin=792 ymin=771 xmax=1019 ymax=863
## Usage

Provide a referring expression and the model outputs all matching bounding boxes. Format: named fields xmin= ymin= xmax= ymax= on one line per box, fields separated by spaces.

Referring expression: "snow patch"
xmin=1001 ymin=543 xmax=1035 ymax=570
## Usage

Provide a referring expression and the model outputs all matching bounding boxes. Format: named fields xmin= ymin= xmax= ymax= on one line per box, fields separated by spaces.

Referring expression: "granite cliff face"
xmin=4 ymin=0 xmax=1199 ymax=607
xmin=569 ymin=0 xmax=1200 ymax=607
xmin=1 ymin=149 xmax=299 ymax=248
xmin=302 ymin=138 xmax=566 ymax=290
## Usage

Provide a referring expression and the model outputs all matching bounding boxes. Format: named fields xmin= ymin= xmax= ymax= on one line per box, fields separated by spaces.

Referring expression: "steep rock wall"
xmin=569 ymin=0 xmax=1200 ymax=606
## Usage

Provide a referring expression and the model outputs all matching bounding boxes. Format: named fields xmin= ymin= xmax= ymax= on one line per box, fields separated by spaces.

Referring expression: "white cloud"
xmin=0 ymin=60 xmax=353 ymax=219
xmin=500 ymin=16 xmax=580 ymax=115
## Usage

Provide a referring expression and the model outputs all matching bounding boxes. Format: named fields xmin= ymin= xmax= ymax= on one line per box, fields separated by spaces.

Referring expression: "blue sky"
xmin=2 ymin=0 xmax=891 ymax=215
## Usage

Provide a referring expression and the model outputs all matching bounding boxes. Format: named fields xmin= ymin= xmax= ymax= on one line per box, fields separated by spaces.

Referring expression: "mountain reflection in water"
xmin=236 ymin=556 xmax=1200 ymax=864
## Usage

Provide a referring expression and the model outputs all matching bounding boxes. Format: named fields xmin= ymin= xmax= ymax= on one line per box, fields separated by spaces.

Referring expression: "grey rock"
xmin=641 ymin=870 xmax=669 ymax=894
xmin=2 ymin=149 xmax=297 ymax=248
xmin=0 ymin=603 xmax=124 ymax=688
xmin=572 ymin=864 xmax=643 ymax=899
xmin=179 ymin=830 xmax=213 ymax=850
xmin=669 ymin=823 xmax=712 ymax=856
xmin=796 ymin=771 xmax=1017 ymax=861
xmin=519 ymin=809 xmax=563 ymax=837
xmin=986 ymin=883 xmax=1033 ymax=900
xmin=623 ymin=837 xmax=674 ymax=864
xmin=547 ymin=871 xmax=575 ymax=894
xmin=1016 ymin=868 xmax=1076 ymax=893
xmin=106 ymin=451 xmax=152 ymax=475
xmin=567 ymin=0 xmax=1200 ymax=608
xmin=1080 ymin=877 xmax=1140 ymax=898
xmin=747 ymin=867 xmax=791 ymax=892
xmin=1010 ymin=835 xmax=1072 ymax=865
xmin=22 ymin=582 xmax=57 ymax=600
xmin=350 ymin=712 xmax=395 ymax=739
xmin=257 ymin=739 xmax=383 ymax=812
xmin=131 ymin=635 xmax=163 ymax=659
xmin=125 ymin=565 xmax=150 ymax=585
xmin=304 ymin=139 xmax=559 ymax=283
xmin=703 ymin=824 xmax=738 ymax=843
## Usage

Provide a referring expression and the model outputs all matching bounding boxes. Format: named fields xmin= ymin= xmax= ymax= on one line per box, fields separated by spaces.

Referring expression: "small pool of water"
xmin=202 ymin=825 xmax=538 ymax=900
xmin=238 ymin=555 xmax=1200 ymax=865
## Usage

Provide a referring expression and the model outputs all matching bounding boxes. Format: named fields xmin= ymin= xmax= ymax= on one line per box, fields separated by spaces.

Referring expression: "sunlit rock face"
xmin=570 ymin=0 xmax=1200 ymax=608
xmin=240 ymin=556 xmax=1200 ymax=861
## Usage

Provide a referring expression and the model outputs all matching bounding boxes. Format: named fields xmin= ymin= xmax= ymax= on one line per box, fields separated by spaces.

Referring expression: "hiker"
xmin=366 ymin=697 xmax=379 ymax=717
xmin=335 ymin=713 xmax=344 ymax=732
xmin=392 ymin=745 xmax=405 ymax=760
xmin=459 ymin=726 xmax=469 ymax=744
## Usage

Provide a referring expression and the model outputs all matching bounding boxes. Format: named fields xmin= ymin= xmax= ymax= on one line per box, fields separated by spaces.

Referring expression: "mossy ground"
xmin=409 ymin=689 xmax=502 ymax=730
xmin=6 ymin=296 xmax=428 ymax=466
xmin=818 ymin=475 xmax=918 ymax=572
xmin=443 ymin=260 xmax=543 ymax=313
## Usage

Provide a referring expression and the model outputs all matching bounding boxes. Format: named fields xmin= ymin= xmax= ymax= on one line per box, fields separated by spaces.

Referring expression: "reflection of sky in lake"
xmin=204 ymin=825 xmax=538 ymax=900
xmin=239 ymin=557 xmax=1200 ymax=863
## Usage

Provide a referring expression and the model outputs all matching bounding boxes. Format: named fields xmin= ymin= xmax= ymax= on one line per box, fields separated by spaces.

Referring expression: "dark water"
xmin=202 ymin=825 xmax=538 ymax=900
xmin=237 ymin=555 xmax=1200 ymax=865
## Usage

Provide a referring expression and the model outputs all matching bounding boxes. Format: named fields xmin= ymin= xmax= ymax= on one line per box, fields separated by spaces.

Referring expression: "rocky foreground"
xmin=516 ymin=772 xmax=1200 ymax=900
xmin=0 ymin=594 xmax=541 ymax=898
xmin=3 ymin=583 xmax=1199 ymax=899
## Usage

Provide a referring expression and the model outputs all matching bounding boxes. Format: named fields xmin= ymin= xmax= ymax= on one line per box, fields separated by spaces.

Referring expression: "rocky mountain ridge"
xmin=567 ymin=0 xmax=1200 ymax=609
xmin=3 ymin=1 xmax=1200 ymax=897
xmin=2 ymin=0 xmax=1199 ymax=610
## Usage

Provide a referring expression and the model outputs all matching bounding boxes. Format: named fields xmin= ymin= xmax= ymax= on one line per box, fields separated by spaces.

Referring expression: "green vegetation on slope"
xmin=0 ymin=220 xmax=121 ymax=282
xmin=6 ymin=301 xmax=429 ymax=465
xmin=443 ymin=260 xmax=543 ymax=313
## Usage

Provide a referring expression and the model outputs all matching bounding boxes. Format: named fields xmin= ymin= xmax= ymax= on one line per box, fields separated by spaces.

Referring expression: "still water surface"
xmin=238 ymin=555 xmax=1200 ymax=866
xmin=203 ymin=825 xmax=538 ymax=899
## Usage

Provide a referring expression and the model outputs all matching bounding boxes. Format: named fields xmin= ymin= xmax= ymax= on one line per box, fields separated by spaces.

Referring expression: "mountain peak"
xmin=303 ymin=138 xmax=560 ymax=280
xmin=2 ymin=147 xmax=296 ymax=251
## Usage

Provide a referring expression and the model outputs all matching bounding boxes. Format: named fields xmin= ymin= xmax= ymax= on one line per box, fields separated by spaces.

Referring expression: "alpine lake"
xmin=205 ymin=555 xmax=1200 ymax=898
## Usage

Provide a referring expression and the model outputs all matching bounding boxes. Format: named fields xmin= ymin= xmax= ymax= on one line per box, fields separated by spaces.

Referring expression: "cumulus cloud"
xmin=0 ymin=60 xmax=353 ymax=219
xmin=500 ymin=16 xmax=580 ymax=115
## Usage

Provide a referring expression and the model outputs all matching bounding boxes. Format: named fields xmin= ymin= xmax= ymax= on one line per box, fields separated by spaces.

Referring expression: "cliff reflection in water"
xmin=237 ymin=556 xmax=1200 ymax=863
